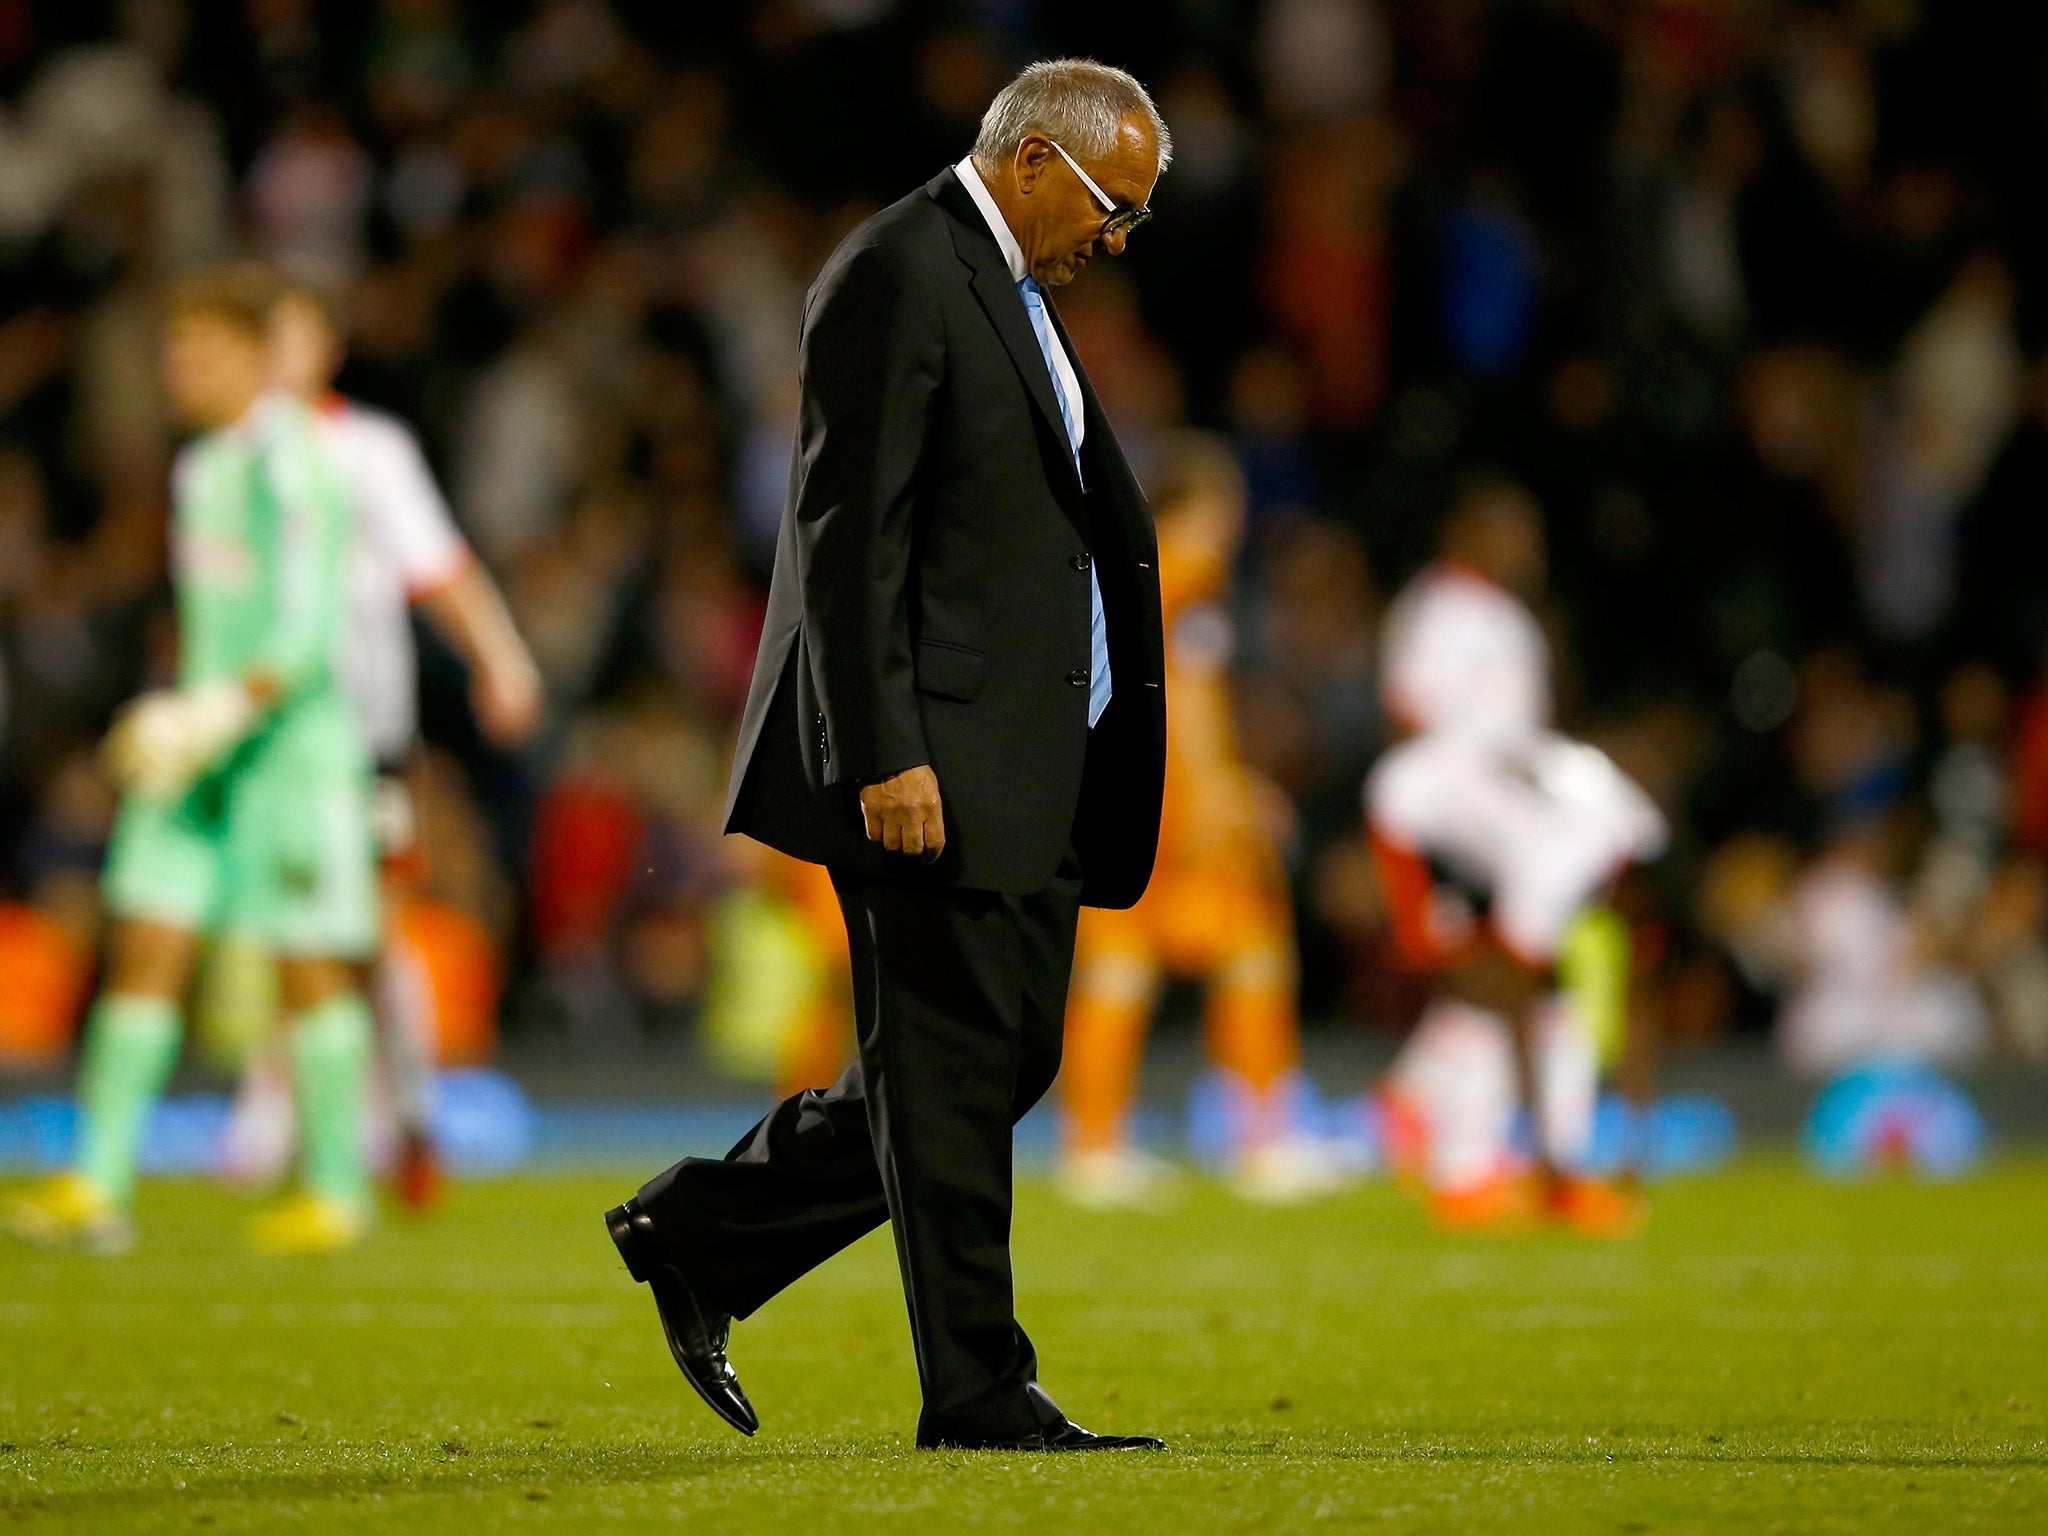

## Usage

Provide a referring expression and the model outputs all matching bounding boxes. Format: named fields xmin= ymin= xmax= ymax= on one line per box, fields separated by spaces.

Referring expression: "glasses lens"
xmin=1105 ymin=207 xmax=1152 ymax=237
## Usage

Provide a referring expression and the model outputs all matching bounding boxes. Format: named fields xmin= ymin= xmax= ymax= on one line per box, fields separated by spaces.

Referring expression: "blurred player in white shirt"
xmin=1365 ymin=476 xmax=1666 ymax=1234
xmin=222 ymin=285 xmax=542 ymax=1207
xmin=1380 ymin=505 xmax=1550 ymax=743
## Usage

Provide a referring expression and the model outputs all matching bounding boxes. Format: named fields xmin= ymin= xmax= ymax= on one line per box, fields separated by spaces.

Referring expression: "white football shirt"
xmin=1366 ymin=731 xmax=1668 ymax=964
xmin=1381 ymin=562 xmax=1550 ymax=740
xmin=318 ymin=397 xmax=471 ymax=763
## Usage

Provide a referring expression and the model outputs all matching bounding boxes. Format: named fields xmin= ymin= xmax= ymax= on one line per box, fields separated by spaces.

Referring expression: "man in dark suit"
xmin=605 ymin=59 xmax=1173 ymax=1451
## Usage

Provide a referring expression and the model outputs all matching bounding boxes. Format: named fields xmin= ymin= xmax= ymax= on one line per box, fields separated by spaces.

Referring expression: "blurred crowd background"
xmin=4 ymin=0 xmax=2048 ymax=1082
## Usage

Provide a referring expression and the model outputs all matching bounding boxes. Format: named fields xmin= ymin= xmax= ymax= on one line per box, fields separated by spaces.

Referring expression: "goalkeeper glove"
xmin=103 ymin=680 xmax=259 ymax=799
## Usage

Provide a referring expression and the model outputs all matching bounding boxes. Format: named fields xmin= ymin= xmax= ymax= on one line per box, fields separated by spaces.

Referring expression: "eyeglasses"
xmin=1047 ymin=139 xmax=1153 ymax=239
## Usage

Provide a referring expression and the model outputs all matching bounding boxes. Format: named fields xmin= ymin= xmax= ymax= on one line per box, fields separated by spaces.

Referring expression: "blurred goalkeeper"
xmin=217 ymin=281 xmax=542 ymax=1210
xmin=9 ymin=265 xmax=380 ymax=1256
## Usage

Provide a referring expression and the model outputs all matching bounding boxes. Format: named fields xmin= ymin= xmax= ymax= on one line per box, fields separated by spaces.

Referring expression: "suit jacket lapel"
xmin=927 ymin=168 xmax=1086 ymax=506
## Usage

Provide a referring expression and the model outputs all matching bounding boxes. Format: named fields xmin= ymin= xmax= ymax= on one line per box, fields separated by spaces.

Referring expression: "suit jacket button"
xmin=1067 ymin=668 xmax=1089 ymax=688
xmin=1071 ymin=553 xmax=1092 ymax=570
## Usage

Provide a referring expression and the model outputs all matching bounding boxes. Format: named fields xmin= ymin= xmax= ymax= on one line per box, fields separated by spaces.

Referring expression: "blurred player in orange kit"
xmin=1058 ymin=435 xmax=1340 ymax=1207
xmin=1367 ymin=474 xmax=1666 ymax=1235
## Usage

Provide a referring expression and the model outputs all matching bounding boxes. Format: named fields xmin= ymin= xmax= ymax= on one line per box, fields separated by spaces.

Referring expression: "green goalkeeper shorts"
xmin=103 ymin=712 xmax=379 ymax=959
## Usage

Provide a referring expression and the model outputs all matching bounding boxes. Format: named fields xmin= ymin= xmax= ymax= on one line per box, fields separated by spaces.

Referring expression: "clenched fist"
xmin=860 ymin=765 xmax=946 ymax=861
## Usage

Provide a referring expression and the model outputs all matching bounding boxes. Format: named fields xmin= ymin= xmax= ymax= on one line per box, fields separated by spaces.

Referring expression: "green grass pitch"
xmin=2 ymin=1161 xmax=2044 ymax=1533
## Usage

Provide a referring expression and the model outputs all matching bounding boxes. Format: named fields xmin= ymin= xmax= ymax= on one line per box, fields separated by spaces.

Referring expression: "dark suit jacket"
xmin=723 ymin=166 xmax=1166 ymax=907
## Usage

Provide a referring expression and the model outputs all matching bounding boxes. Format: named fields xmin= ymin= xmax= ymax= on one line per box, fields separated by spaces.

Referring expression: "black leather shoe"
xmin=1038 ymin=1420 xmax=1168 ymax=1451
xmin=922 ymin=1385 xmax=1166 ymax=1451
xmin=925 ymin=1420 xmax=1168 ymax=1451
xmin=604 ymin=1199 xmax=759 ymax=1436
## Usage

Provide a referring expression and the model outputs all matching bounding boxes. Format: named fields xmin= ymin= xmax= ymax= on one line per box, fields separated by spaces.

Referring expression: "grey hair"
xmin=971 ymin=58 xmax=1172 ymax=176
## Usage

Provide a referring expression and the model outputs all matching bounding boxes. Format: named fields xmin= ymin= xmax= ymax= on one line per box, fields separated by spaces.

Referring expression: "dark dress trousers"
xmin=634 ymin=166 xmax=1166 ymax=1444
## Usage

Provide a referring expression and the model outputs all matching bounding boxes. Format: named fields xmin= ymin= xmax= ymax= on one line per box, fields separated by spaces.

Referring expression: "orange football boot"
xmin=1428 ymin=1173 xmax=1538 ymax=1233
xmin=1544 ymin=1175 xmax=1649 ymax=1238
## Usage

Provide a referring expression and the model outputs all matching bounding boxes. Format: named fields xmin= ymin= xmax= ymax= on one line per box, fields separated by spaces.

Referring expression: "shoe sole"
xmin=604 ymin=1202 xmax=758 ymax=1437
xmin=919 ymin=1432 xmax=1170 ymax=1451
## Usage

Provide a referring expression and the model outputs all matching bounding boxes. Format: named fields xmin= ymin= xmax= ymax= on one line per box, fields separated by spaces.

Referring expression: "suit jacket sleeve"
xmin=791 ymin=243 xmax=945 ymax=788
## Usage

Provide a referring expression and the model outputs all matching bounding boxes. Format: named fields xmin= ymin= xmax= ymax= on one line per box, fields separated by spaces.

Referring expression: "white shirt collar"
xmin=955 ymin=155 xmax=1027 ymax=285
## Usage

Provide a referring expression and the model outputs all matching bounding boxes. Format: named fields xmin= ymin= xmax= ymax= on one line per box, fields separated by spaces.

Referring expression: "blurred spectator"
xmin=1859 ymin=254 xmax=2019 ymax=644
xmin=1226 ymin=344 xmax=1321 ymax=527
xmin=246 ymin=102 xmax=372 ymax=280
xmin=455 ymin=319 xmax=581 ymax=562
xmin=1258 ymin=0 xmax=1387 ymax=123
xmin=1236 ymin=517 xmax=1380 ymax=811
xmin=1705 ymin=819 xmax=1991 ymax=1080
xmin=1261 ymin=117 xmax=1397 ymax=431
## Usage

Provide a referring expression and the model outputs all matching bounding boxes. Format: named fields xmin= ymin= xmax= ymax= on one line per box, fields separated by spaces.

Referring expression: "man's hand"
xmin=860 ymin=765 xmax=945 ymax=860
xmin=419 ymin=564 xmax=546 ymax=750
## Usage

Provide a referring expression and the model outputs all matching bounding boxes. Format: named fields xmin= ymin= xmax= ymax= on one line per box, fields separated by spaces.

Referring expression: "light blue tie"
xmin=1020 ymin=275 xmax=1111 ymax=728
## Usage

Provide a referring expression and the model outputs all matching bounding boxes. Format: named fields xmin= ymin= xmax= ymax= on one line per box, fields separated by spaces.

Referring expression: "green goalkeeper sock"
xmin=74 ymin=994 xmax=183 ymax=1208
xmin=288 ymin=992 xmax=374 ymax=1212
